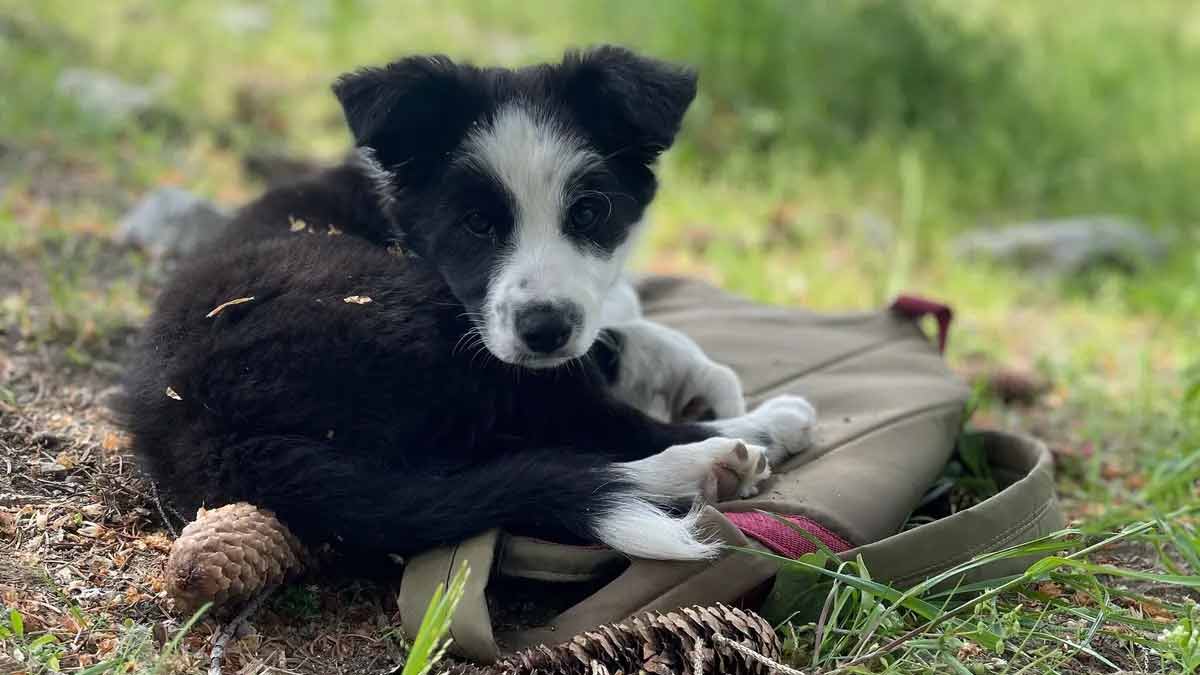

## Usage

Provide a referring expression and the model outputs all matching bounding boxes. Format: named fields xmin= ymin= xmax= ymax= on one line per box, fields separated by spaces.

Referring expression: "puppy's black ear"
xmin=559 ymin=46 xmax=697 ymax=164
xmin=332 ymin=56 xmax=483 ymax=177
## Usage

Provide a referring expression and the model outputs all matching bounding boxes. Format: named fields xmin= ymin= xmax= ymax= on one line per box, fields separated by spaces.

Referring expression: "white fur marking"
xmin=592 ymin=498 xmax=719 ymax=560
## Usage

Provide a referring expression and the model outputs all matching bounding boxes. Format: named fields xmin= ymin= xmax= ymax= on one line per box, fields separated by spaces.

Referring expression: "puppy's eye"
xmin=569 ymin=197 xmax=606 ymax=232
xmin=461 ymin=211 xmax=493 ymax=238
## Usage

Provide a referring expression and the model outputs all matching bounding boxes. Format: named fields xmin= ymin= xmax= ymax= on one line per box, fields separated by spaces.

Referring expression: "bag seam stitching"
xmin=748 ymin=334 xmax=930 ymax=398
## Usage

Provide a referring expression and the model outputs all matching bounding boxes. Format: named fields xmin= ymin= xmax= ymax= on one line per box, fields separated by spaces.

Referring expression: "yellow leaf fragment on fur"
xmin=289 ymin=216 xmax=309 ymax=232
xmin=327 ymin=224 xmax=343 ymax=236
xmin=165 ymin=386 xmax=182 ymax=401
xmin=343 ymin=295 xmax=373 ymax=305
xmin=205 ymin=296 xmax=256 ymax=318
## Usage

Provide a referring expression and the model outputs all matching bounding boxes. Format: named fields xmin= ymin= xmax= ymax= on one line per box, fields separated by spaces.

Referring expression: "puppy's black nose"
xmin=515 ymin=304 xmax=573 ymax=354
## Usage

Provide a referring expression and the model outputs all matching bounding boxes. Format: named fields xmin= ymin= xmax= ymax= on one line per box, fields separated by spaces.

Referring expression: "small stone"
xmin=117 ymin=187 xmax=231 ymax=256
xmin=953 ymin=217 xmax=1166 ymax=276
xmin=217 ymin=4 xmax=272 ymax=34
xmin=55 ymin=68 xmax=163 ymax=122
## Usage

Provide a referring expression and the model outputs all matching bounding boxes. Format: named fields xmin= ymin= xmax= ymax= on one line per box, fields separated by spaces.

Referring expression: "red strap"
xmin=724 ymin=511 xmax=852 ymax=558
xmin=890 ymin=295 xmax=953 ymax=353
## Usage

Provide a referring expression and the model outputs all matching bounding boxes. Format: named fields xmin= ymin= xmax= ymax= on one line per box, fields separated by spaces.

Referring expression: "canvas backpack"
xmin=398 ymin=276 xmax=1065 ymax=662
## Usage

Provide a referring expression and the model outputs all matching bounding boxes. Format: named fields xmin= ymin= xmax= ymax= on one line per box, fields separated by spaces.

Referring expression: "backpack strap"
xmin=398 ymin=529 xmax=502 ymax=663
xmin=890 ymin=294 xmax=954 ymax=353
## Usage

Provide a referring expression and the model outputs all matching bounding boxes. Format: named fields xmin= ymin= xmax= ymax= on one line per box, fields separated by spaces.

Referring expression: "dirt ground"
xmin=0 ymin=241 xmax=411 ymax=674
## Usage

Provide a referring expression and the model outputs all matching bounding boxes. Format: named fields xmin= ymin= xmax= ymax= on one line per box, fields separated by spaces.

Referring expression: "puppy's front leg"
xmin=596 ymin=320 xmax=746 ymax=423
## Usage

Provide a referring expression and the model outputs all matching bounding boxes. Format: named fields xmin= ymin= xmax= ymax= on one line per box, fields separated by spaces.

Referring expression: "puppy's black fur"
xmin=119 ymin=48 xmax=720 ymax=557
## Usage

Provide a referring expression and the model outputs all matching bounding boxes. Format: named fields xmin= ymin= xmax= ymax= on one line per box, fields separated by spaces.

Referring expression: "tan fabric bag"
xmin=398 ymin=277 xmax=1065 ymax=663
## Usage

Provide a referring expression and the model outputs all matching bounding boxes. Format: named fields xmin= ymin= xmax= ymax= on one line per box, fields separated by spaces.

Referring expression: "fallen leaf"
xmin=54 ymin=451 xmax=76 ymax=470
xmin=1100 ymin=463 xmax=1127 ymax=481
xmin=165 ymin=387 xmax=182 ymax=401
xmin=1036 ymin=582 xmax=1064 ymax=598
xmin=100 ymin=432 xmax=127 ymax=452
xmin=124 ymin=587 xmax=149 ymax=605
xmin=141 ymin=533 xmax=173 ymax=553
xmin=1138 ymin=600 xmax=1175 ymax=622
xmin=288 ymin=216 xmax=309 ymax=232
xmin=343 ymin=295 xmax=373 ymax=305
xmin=205 ymin=296 xmax=255 ymax=318
xmin=0 ymin=510 xmax=15 ymax=537
xmin=146 ymin=573 xmax=165 ymax=593
xmin=956 ymin=641 xmax=984 ymax=660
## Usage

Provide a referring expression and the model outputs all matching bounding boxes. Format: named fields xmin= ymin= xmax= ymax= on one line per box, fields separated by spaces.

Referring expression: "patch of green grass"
xmin=272 ymin=584 xmax=323 ymax=620
xmin=0 ymin=604 xmax=209 ymax=675
xmin=1 ymin=608 xmax=64 ymax=674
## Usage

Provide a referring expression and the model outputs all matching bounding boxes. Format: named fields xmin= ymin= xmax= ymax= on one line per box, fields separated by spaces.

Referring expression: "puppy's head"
xmin=333 ymin=47 xmax=696 ymax=368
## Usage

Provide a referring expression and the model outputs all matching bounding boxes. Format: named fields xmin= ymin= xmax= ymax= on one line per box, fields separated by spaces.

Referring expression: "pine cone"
xmin=438 ymin=604 xmax=780 ymax=675
xmin=165 ymin=503 xmax=309 ymax=614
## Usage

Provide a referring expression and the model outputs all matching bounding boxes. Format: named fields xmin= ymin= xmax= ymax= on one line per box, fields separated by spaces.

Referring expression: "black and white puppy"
xmin=119 ymin=47 xmax=816 ymax=561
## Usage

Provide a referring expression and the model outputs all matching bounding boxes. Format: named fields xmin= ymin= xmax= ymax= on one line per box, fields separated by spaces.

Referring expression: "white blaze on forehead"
xmin=465 ymin=102 xmax=639 ymax=365
xmin=463 ymin=103 xmax=600 ymax=236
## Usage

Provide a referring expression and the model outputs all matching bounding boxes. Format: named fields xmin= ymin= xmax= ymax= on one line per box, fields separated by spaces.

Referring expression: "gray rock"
xmin=55 ymin=68 xmax=162 ymax=122
xmin=857 ymin=211 xmax=895 ymax=248
xmin=117 ymin=187 xmax=231 ymax=256
xmin=953 ymin=217 xmax=1166 ymax=275
xmin=218 ymin=5 xmax=273 ymax=34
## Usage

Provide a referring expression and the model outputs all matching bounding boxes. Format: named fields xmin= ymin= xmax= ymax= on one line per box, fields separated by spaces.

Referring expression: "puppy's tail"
xmin=590 ymin=495 xmax=720 ymax=560
xmin=237 ymin=442 xmax=720 ymax=561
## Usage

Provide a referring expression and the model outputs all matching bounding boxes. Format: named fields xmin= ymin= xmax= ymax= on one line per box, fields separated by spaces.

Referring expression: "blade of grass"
xmin=402 ymin=561 xmax=470 ymax=675
xmin=730 ymin=546 xmax=944 ymax=620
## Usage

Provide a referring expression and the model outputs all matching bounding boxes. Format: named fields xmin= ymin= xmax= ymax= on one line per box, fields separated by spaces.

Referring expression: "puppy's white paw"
xmin=617 ymin=436 xmax=771 ymax=502
xmin=676 ymin=362 xmax=746 ymax=422
xmin=711 ymin=437 xmax=772 ymax=499
xmin=713 ymin=395 xmax=817 ymax=464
